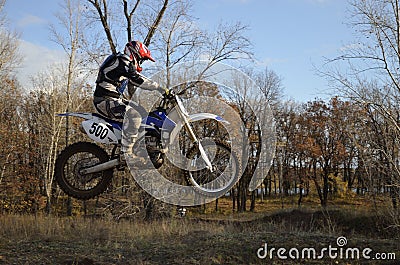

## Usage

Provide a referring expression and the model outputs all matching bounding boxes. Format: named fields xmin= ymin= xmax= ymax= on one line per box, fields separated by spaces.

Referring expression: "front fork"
xmin=181 ymin=114 xmax=214 ymax=172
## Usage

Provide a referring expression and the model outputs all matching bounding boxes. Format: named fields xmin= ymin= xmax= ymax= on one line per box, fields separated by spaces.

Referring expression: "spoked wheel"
xmin=185 ymin=139 xmax=241 ymax=197
xmin=54 ymin=142 xmax=113 ymax=200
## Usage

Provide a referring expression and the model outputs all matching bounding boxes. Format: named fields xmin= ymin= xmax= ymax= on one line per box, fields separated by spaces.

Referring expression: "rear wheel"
xmin=54 ymin=142 xmax=113 ymax=200
xmin=185 ymin=139 xmax=241 ymax=197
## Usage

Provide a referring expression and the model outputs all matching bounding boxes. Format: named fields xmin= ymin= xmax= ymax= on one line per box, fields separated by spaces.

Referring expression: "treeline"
xmin=264 ymin=97 xmax=400 ymax=209
xmin=0 ymin=79 xmax=93 ymax=214
xmin=1 ymin=78 xmax=399 ymax=216
xmin=1 ymin=0 xmax=400 ymax=223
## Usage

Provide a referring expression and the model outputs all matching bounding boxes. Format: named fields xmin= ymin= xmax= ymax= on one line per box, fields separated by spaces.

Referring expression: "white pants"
xmin=94 ymin=97 xmax=145 ymax=153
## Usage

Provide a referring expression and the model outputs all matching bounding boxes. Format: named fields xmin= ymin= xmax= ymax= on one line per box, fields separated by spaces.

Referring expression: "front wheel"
xmin=185 ymin=139 xmax=241 ymax=197
xmin=54 ymin=142 xmax=113 ymax=200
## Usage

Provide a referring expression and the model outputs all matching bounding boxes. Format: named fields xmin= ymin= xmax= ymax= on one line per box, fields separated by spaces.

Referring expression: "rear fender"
xmin=57 ymin=112 xmax=121 ymax=144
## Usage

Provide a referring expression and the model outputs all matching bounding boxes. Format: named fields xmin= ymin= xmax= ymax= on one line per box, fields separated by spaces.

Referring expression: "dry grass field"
xmin=0 ymin=196 xmax=399 ymax=265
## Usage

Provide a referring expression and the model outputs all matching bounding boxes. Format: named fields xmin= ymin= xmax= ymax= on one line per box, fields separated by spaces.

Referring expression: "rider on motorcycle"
xmin=93 ymin=41 xmax=167 ymax=163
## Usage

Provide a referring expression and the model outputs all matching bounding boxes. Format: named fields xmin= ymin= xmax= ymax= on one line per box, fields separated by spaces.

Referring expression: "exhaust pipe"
xmin=80 ymin=159 xmax=119 ymax=174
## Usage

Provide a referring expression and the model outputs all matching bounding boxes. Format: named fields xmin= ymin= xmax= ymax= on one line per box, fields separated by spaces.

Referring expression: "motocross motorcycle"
xmin=54 ymin=82 xmax=240 ymax=200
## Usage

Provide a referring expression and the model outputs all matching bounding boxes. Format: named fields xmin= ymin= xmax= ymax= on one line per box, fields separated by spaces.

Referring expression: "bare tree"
xmin=323 ymin=0 xmax=400 ymax=112
xmin=86 ymin=0 xmax=169 ymax=53
xmin=209 ymin=22 xmax=253 ymax=63
xmin=27 ymin=70 xmax=67 ymax=214
xmin=123 ymin=0 xmax=140 ymax=42
xmin=48 ymin=0 xmax=88 ymax=214
xmin=87 ymin=0 xmax=117 ymax=53
xmin=221 ymin=66 xmax=281 ymax=212
xmin=151 ymin=0 xmax=202 ymax=87
xmin=254 ymin=67 xmax=284 ymax=105
xmin=143 ymin=0 xmax=168 ymax=46
xmin=50 ymin=0 xmax=87 ymax=145
xmin=0 ymin=0 xmax=21 ymax=78
xmin=321 ymin=0 xmax=400 ymax=211
xmin=82 ymin=0 xmax=258 ymax=216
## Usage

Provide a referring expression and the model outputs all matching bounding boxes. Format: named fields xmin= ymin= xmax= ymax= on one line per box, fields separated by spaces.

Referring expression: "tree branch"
xmin=87 ymin=0 xmax=116 ymax=53
xmin=144 ymin=0 xmax=168 ymax=46
xmin=123 ymin=0 xmax=140 ymax=42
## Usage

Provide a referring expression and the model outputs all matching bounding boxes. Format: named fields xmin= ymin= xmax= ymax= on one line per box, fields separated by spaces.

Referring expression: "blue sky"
xmin=4 ymin=0 xmax=354 ymax=102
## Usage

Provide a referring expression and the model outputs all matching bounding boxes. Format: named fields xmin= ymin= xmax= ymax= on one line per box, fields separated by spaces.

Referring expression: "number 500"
xmin=88 ymin=122 xmax=109 ymax=140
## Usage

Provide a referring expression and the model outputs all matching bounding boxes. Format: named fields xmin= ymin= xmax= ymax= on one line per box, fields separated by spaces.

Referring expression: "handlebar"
xmin=163 ymin=81 xmax=199 ymax=99
xmin=163 ymin=91 xmax=175 ymax=100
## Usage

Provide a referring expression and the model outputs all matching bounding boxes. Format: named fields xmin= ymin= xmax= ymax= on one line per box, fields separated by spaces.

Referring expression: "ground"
xmin=0 ymin=197 xmax=399 ymax=264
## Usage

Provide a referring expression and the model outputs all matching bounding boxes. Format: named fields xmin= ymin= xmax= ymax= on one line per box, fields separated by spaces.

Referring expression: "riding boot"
xmin=120 ymin=117 xmax=145 ymax=165
xmin=121 ymin=134 xmax=137 ymax=157
xmin=120 ymin=136 xmax=147 ymax=169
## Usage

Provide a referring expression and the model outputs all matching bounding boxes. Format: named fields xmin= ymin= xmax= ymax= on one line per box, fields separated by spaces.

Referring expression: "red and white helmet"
xmin=124 ymin=41 xmax=155 ymax=63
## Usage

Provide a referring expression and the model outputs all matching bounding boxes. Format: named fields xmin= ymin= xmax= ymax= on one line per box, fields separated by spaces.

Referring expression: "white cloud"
xmin=16 ymin=40 xmax=65 ymax=86
xmin=17 ymin=15 xmax=46 ymax=28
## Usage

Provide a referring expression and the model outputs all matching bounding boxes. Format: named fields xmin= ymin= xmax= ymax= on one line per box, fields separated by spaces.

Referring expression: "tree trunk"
xmin=250 ymin=190 xmax=256 ymax=212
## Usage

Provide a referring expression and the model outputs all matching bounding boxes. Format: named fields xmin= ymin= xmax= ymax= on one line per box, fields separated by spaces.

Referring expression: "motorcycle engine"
xmin=145 ymin=135 xmax=164 ymax=169
xmin=145 ymin=136 xmax=160 ymax=151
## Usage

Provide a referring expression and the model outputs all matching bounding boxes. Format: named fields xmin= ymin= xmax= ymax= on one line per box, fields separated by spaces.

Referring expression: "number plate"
xmin=82 ymin=120 xmax=119 ymax=144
